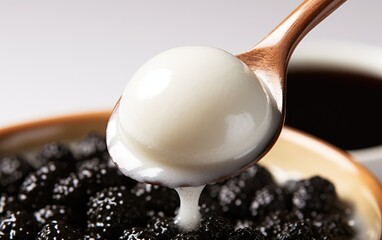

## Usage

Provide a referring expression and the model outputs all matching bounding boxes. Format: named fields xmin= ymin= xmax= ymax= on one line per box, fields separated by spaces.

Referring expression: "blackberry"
xmin=0 ymin=193 xmax=20 ymax=216
xmin=310 ymin=212 xmax=355 ymax=239
xmin=34 ymin=204 xmax=71 ymax=227
xmin=87 ymin=186 xmax=145 ymax=239
xmin=78 ymin=159 xmax=135 ymax=195
xmin=53 ymin=159 xmax=134 ymax=207
xmin=131 ymin=183 xmax=179 ymax=217
xmin=51 ymin=173 xmax=92 ymax=229
xmin=228 ymin=227 xmax=265 ymax=240
xmin=249 ymin=185 xmax=286 ymax=221
xmin=119 ymin=227 xmax=157 ymax=240
xmin=76 ymin=157 xmax=104 ymax=171
xmin=18 ymin=161 xmax=67 ymax=209
xmin=147 ymin=217 xmax=179 ymax=239
xmin=211 ymin=164 xmax=274 ymax=218
xmin=291 ymin=176 xmax=337 ymax=214
xmin=0 ymin=210 xmax=38 ymax=240
xmin=74 ymin=133 xmax=108 ymax=161
xmin=172 ymin=232 xmax=208 ymax=240
xmin=199 ymin=196 xmax=223 ymax=216
xmin=38 ymin=142 xmax=76 ymax=171
xmin=52 ymin=172 xmax=84 ymax=206
xmin=234 ymin=219 xmax=255 ymax=229
xmin=36 ymin=220 xmax=82 ymax=240
xmin=275 ymin=220 xmax=313 ymax=240
xmin=259 ymin=211 xmax=299 ymax=238
xmin=0 ymin=155 xmax=32 ymax=195
xmin=197 ymin=214 xmax=234 ymax=240
xmin=0 ymin=132 xmax=359 ymax=239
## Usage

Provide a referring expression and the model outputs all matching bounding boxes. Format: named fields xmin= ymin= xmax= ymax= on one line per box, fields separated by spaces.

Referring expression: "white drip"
xmin=174 ymin=185 xmax=205 ymax=231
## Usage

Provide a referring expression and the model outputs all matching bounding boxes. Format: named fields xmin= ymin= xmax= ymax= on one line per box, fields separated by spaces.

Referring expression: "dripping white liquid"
xmin=174 ymin=185 xmax=205 ymax=231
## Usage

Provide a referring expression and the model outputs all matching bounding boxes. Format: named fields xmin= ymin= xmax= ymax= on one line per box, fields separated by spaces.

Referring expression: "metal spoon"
xmin=106 ymin=0 xmax=347 ymax=188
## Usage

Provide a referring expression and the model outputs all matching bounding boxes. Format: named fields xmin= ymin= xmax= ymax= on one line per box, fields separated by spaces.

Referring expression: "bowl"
xmin=288 ymin=40 xmax=382 ymax=181
xmin=0 ymin=111 xmax=381 ymax=239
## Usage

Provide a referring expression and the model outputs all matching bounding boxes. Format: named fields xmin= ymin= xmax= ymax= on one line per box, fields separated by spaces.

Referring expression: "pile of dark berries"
xmin=0 ymin=132 xmax=356 ymax=239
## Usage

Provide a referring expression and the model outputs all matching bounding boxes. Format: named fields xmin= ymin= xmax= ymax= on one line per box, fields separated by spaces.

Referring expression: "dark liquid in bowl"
xmin=285 ymin=69 xmax=382 ymax=150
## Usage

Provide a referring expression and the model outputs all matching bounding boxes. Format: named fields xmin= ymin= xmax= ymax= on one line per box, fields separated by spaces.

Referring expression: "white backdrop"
xmin=1 ymin=0 xmax=382 ymax=127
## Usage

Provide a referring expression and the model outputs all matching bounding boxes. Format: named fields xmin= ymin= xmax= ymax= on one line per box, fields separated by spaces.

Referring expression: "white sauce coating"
xmin=106 ymin=46 xmax=281 ymax=188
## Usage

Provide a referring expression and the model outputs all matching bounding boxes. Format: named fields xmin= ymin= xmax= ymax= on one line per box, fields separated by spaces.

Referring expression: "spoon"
xmin=236 ymin=0 xmax=347 ymax=164
xmin=106 ymin=0 xmax=347 ymax=188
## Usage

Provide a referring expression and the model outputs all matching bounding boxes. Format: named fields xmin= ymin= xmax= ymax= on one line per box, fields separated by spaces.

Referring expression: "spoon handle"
xmin=238 ymin=0 xmax=346 ymax=70
xmin=237 ymin=0 xmax=346 ymax=114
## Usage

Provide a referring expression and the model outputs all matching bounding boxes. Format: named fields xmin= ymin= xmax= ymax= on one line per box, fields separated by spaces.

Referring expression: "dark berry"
xmin=78 ymin=159 xmax=135 ymax=195
xmin=74 ymin=133 xmax=108 ymax=161
xmin=0 ymin=155 xmax=32 ymax=195
xmin=119 ymin=227 xmax=157 ymax=240
xmin=0 ymin=133 xmax=358 ymax=240
xmin=147 ymin=217 xmax=179 ymax=239
xmin=275 ymin=220 xmax=313 ymax=240
xmin=0 ymin=193 xmax=20 ymax=216
xmin=87 ymin=186 xmax=145 ymax=239
xmin=52 ymin=172 xmax=84 ymax=206
xmin=259 ymin=211 xmax=299 ymax=238
xmin=34 ymin=204 xmax=71 ymax=228
xmin=197 ymin=214 xmax=234 ymax=240
xmin=36 ymin=220 xmax=82 ymax=240
xmin=310 ymin=212 xmax=355 ymax=238
xmin=38 ymin=142 xmax=75 ymax=171
xmin=291 ymin=176 xmax=337 ymax=213
xmin=52 ymin=158 xmax=133 ymax=205
xmin=199 ymin=197 xmax=223 ymax=217
xmin=249 ymin=185 xmax=286 ymax=221
xmin=18 ymin=161 xmax=67 ymax=209
xmin=172 ymin=232 xmax=208 ymax=240
xmin=209 ymin=164 xmax=274 ymax=218
xmin=228 ymin=227 xmax=265 ymax=240
xmin=234 ymin=219 xmax=255 ymax=229
xmin=131 ymin=183 xmax=179 ymax=217
xmin=76 ymin=157 xmax=104 ymax=171
xmin=0 ymin=211 xmax=38 ymax=240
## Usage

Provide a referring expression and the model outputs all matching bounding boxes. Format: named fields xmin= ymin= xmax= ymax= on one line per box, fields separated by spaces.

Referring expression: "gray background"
xmin=1 ymin=0 xmax=382 ymax=127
